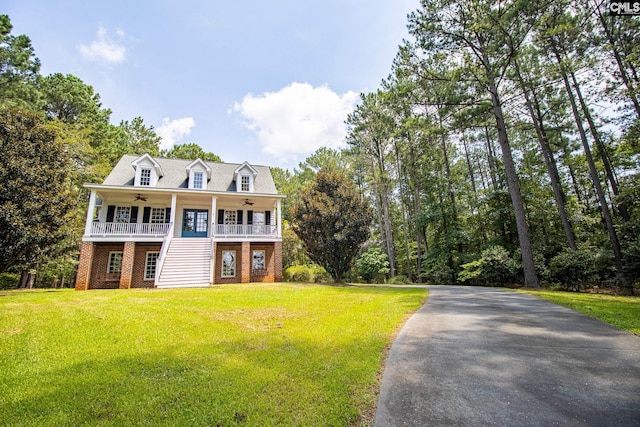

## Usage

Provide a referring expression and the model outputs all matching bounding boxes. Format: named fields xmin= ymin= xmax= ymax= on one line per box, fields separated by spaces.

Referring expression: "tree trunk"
xmin=569 ymin=69 xmax=630 ymax=222
xmin=394 ymin=141 xmax=413 ymax=281
xmin=514 ymin=57 xmax=577 ymax=249
xmin=483 ymin=52 xmax=539 ymax=288
xmin=553 ymin=46 xmax=626 ymax=284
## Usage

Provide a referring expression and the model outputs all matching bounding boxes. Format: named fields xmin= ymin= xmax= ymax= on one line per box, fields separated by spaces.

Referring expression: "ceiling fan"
xmin=243 ymin=198 xmax=254 ymax=206
xmin=134 ymin=193 xmax=148 ymax=202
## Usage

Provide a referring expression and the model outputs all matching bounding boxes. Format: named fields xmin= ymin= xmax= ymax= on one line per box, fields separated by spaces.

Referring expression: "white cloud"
xmin=232 ymin=82 xmax=359 ymax=162
xmin=156 ymin=117 xmax=196 ymax=150
xmin=79 ymin=27 xmax=126 ymax=63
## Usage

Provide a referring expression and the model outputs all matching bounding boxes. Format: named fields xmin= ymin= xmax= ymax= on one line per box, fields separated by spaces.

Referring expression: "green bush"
xmin=459 ymin=246 xmax=519 ymax=285
xmin=354 ymin=247 xmax=389 ymax=283
xmin=309 ymin=265 xmax=331 ymax=283
xmin=283 ymin=264 xmax=331 ymax=283
xmin=549 ymin=248 xmax=596 ymax=291
xmin=387 ymin=275 xmax=412 ymax=285
xmin=283 ymin=265 xmax=311 ymax=282
xmin=0 ymin=273 xmax=20 ymax=290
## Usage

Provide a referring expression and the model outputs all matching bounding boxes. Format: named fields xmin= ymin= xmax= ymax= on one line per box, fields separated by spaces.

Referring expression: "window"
xmin=144 ymin=252 xmax=159 ymax=280
xmin=222 ymin=251 xmax=236 ymax=278
xmin=150 ymin=207 xmax=165 ymax=223
xmin=115 ymin=206 xmax=131 ymax=223
xmin=241 ymin=175 xmax=250 ymax=191
xmin=224 ymin=210 xmax=237 ymax=225
xmin=253 ymin=211 xmax=265 ymax=234
xmin=107 ymin=251 xmax=123 ymax=273
xmin=252 ymin=250 xmax=266 ymax=273
xmin=193 ymin=172 xmax=204 ymax=189
xmin=140 ymin=168 xmax=151 ymax=186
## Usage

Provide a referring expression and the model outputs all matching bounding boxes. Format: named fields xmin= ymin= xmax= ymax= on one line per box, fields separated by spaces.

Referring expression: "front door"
xmin=182 ymin=209 xmax=208 ymax=237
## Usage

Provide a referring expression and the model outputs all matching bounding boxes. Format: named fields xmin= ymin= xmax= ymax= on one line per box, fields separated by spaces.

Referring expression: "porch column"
xmin=170 ymin=193 xmax=177 ymax=235
xmin=84 ymin=190 xmax=97 ymax=237
xmin=277 ymin=199 xmax=282 ymax=238
xmin=241 ymin=241 xmax=251 ymax=283
xmin=211 ymin=196 xmax=217 ymax=237
xmin=119 ymin=241 xmax=136 ymax=289
xmin=75 ymin=242 xmax=94 ymax=290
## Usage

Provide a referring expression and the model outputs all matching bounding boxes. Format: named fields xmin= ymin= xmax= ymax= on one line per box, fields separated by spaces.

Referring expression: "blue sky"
xmin=5 ymin=1 xmax=419 ymax=169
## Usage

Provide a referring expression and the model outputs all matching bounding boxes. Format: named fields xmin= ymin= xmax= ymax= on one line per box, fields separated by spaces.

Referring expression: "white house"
xmin=75 ymin=154 xmax=284 ymax=290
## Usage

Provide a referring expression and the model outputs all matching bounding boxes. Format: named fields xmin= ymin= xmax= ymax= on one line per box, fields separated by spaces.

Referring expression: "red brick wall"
xmin=89 ymin=243 xmax=125 ymax=289
xmin=75 ymin=242 xmax=94 ymax=290
xmin=131 ymin=244 xmax=162 ymax=288
xmin=274 ymin=241 xmax=283 ymax=282
xmin=241 ymin=241 xmax=251 ymax=283
xmin=119 ymin=242 xmax=136 ymax=289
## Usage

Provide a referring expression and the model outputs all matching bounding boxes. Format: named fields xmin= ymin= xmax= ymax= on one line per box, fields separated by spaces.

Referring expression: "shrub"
xmin=387 ymin=275 xmax=412 ymax=285
xmin=283 ymin=264 xmax=331 ymax=283
xmin=459 ymin=246 xmax=519 ymax=286
xmin=0 ymin=273 xmax=19 ymax=290
xmin=284 ymin=265 xmax=311 ymax=283
xmin=549 ymin=248 xmax=596 ymax=291
xmin=354 ymin=247 xmax=390 ymax=283
xmin=309 ymin=265 xmax=331 ymax=283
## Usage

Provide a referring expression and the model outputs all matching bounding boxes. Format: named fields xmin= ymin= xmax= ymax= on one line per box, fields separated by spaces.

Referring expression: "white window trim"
xmin=222 ymin=250 xmax=236 ymax=278
xmin=107 ymin=251 xmax=123 ymax=273
xmin=144 ymin=251 xmax=160 ymax=281
xmin=193 ymin=171 xmax=204 ymax=189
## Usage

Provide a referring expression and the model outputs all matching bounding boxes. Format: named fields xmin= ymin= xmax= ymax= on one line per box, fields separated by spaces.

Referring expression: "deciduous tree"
xmin=291 ymin=170 xmax=373 ymax=282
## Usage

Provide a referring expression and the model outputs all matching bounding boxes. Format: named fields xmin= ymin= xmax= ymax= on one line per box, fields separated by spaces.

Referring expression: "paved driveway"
xmin=374 ymin=286 xmax=640 ymax=426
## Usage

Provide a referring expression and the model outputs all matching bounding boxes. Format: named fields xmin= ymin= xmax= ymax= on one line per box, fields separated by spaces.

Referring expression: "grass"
xmin=518 ymin=289 xmax=640 ymax=335
xmin=0 ymin=284 xmax=427 ymax=427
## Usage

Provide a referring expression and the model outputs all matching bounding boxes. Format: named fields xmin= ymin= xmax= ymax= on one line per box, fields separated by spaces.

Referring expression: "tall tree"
xmin=0 ymin=15 xmax=41 ymax=110
xmin=291 ymin=170 xmax=373 ymax=282
xmin=408 ymin=0 xmax=540 ymax=287
xmin=0 ymin=110 xmax=75 ymax=274
xmin=162 ymin=142 xmax=221 ymax=162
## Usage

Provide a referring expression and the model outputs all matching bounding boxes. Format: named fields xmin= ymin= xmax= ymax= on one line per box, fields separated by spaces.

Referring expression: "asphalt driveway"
xmin=374 ymin=285 xmax=640 ymax=426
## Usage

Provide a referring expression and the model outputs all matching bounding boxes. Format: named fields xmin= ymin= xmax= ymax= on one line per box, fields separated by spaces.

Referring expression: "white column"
xmin=170 ymin=193 xmax=177 ymax=235
xmin=211 ymin=196 xmax=217 ymax=237
xmin=84 ymin=190 xmax=97 ymax=236
xmin=277 ymin=199 xmax=282 ymax=238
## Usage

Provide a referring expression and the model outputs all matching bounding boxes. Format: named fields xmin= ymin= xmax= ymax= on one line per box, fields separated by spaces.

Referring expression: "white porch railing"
xmin=90 ymin=222 xmax=172 ymax=237
xmin=214 ymin=224 xmax=277 ymax=237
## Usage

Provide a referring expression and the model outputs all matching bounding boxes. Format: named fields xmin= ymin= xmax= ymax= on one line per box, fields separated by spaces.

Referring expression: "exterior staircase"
xmin=156 ymin=238 xmax=213 ymax=288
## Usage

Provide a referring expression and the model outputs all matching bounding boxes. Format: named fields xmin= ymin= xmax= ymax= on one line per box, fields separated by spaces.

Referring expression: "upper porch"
xmin=83 ymin=186 xmax=283 ymax=241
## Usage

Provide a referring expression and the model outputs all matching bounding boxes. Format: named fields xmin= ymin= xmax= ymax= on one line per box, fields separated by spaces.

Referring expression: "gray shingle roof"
xmin=102 ymin=154 xmax=279 ymax=194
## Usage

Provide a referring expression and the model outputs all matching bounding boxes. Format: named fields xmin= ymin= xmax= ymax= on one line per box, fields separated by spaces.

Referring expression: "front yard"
xmin=0 ymin=284 xmax=427 ymax=426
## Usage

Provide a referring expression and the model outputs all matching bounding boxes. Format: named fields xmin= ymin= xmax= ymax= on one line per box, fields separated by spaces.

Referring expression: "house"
xmin=75 ymin=153 xmax=284 ymax=290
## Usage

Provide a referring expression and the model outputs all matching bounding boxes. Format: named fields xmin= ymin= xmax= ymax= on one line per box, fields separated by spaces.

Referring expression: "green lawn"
xmin=0 ymin=284 xmax=427 ymax=427
xmin=518 ymin=289 xmax=640 ymax=335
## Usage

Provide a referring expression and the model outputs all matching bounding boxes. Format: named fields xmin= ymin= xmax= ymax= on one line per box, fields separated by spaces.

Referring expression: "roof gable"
xmin=131 ymin=153 xmax=164 ymax=177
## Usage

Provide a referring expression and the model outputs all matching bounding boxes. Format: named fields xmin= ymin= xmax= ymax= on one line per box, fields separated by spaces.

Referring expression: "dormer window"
xmin=140 ymin=168 xmax=151 ymax=186
xmin=132 ymin=154 xmax=163 ymax=187
xmin=241 ymin=175 xmax=250 ymax=192
xmin=193 ymin=172 xmax=204 ymax=189
xmin=234 ymin=162 xmax=258 ymax=193
xmin=186 ymin=158 xmax=211 ymax=190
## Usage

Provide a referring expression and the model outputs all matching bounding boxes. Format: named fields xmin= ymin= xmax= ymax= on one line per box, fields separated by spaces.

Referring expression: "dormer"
xmin=186 ymin=158 xmax=211 ymax=190
xmin=131 ymin=154 xmax=163 ymax=187
xmin=234 ymin=161 xmax=258 ymax=193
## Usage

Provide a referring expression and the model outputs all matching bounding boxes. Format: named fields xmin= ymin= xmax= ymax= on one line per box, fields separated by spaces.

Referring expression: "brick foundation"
xmin=75 ymin=242 xmax=94 ymax=290
xmin=89 ymin=243 xmax=125 ymax=289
